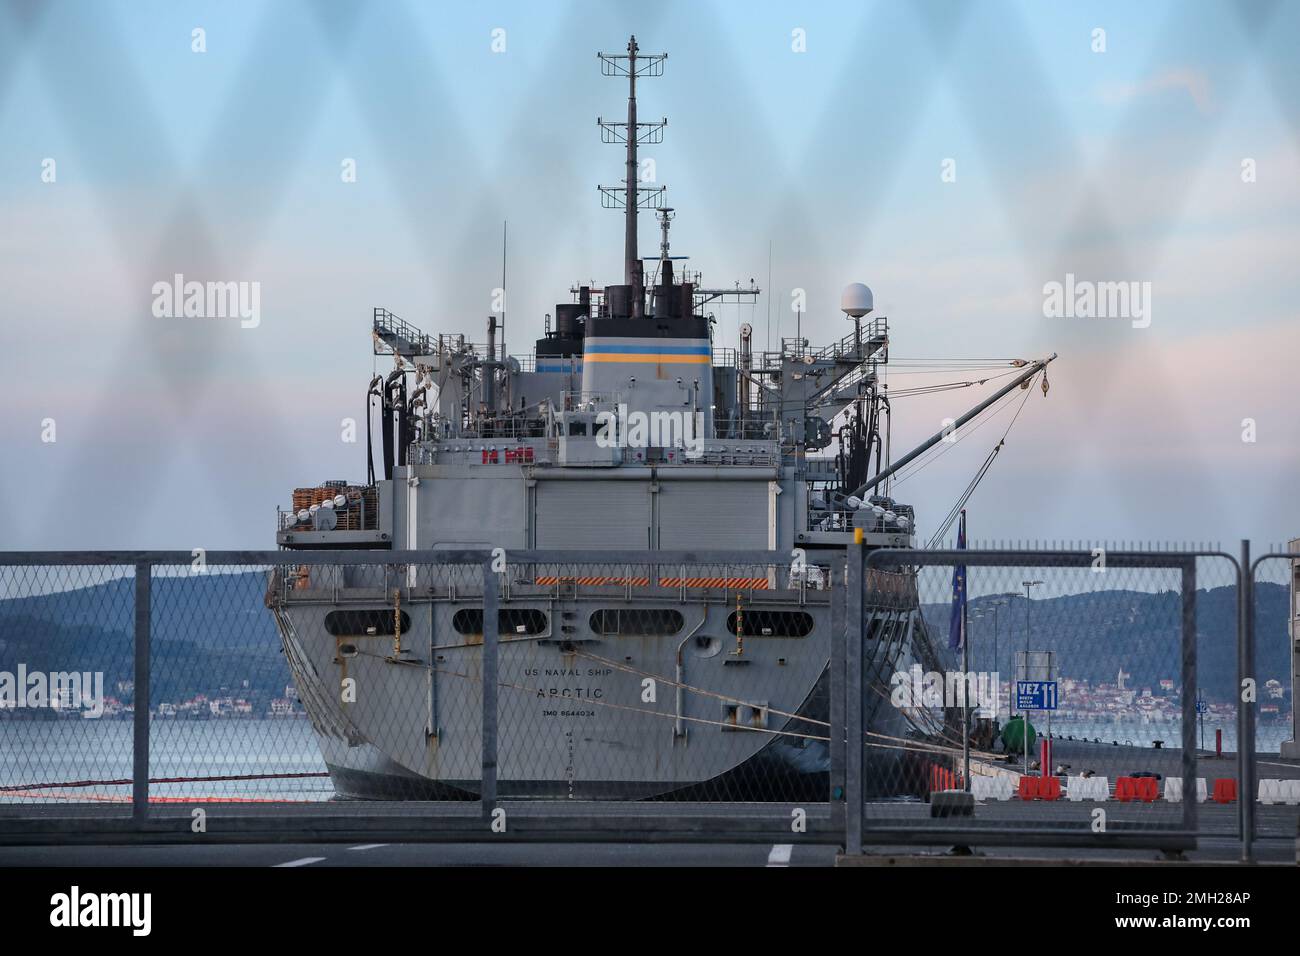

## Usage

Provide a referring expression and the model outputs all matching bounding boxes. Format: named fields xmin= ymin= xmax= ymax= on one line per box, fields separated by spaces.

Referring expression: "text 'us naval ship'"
xmin=267 ymin=36 xmax=1057 ymax=800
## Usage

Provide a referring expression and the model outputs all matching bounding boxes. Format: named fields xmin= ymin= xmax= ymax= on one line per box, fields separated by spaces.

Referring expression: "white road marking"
xmin=274 ymin=856 xmax=326 ymax=867
xmin=348 ymin=844 xmax=388 ymax=851
xmin=766 ymin=843 xmax=792 ymax=867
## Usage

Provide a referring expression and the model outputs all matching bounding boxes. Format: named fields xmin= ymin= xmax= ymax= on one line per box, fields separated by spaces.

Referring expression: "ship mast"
xmin=623 ymin=36 xmax=639 ymax=288
xmin=598 ymin=35 xmax=667 ymax=319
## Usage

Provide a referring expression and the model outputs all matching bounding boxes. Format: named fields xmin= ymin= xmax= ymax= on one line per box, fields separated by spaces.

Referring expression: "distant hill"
xmin=0 ymin=573 xmax=1291 ymax=708
xmin=924 ymin=582 xmax=1291 ymax=702
xmin=0 ymin=572 xmax=288 ymax=708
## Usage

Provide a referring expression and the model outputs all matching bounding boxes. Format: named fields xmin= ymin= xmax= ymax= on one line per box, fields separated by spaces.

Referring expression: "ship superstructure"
xmin=268 ymin=36 xmax=1056 ymax=800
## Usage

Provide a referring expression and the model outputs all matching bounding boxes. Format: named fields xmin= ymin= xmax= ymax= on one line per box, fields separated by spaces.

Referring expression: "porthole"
xmin=325 ymin=609 xmax=410 ymax=636
xmin=452 ymin=608 xmax=548 ymax=636
xmin=589 ymin=609 xmax=685 ymax=636
xmin=725 ymin=610 xmax=814 ymax=638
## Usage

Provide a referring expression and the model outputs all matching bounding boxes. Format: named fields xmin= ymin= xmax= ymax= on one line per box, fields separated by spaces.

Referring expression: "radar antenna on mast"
xmin=657 ymin=206 xmax=675 ymax=260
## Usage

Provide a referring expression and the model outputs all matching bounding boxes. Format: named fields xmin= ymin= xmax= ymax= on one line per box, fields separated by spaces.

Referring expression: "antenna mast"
xmin=500 ymin=220 xmax=507 ymax=362
xmin=598 ymin=35 xmax=667 ymax=319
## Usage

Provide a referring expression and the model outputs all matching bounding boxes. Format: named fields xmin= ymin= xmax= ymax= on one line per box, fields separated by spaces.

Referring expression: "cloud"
xmin=1099 ymin=68 xmax=1214 ymax=115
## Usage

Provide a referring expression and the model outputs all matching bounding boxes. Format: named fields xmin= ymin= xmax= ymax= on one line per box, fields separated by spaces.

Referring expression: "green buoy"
xmin=1001 ymin=715 xmax=1037 ymax=755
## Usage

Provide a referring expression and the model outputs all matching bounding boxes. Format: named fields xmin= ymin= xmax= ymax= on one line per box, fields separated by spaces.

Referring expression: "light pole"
xmin=1021 ymin=580 xmax=1043 ymax=777
xmin=988 ymin=597 xmax=1008 ymax=718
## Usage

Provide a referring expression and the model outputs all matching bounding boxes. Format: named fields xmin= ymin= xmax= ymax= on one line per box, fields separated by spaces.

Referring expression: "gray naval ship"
xmin=267 ymin=36 xmax=1056 ymax=800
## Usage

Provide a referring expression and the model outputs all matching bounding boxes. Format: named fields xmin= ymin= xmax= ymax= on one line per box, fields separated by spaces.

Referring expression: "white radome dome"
xmin=841 ymin=282 xmax=874 ymax=318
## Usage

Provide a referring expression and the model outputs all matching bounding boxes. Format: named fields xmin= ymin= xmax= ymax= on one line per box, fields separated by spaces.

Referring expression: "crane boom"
xmin=846 ymin=353 xmax=1057 ymax=499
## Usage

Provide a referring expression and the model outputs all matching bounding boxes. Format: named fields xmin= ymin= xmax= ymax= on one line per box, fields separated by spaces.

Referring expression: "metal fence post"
xmin=845 ymin=542 xmax=863 ymax=854
xmin=1238 ymin=540 xmax=1255 ymax=862
xmin=133 ymin=560 xmax=151 ymax=825
xmin=829 ymin=555 xmax=846 ymax=822
xmin=481 ymin=558 xmax=499 ymax=820
xmin=1179 ymin=559 xmax=1197 ymax=843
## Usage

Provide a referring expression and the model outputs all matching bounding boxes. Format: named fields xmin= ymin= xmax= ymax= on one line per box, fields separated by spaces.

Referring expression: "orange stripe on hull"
xmin=532 ymin=576 xmax=769 ymax=590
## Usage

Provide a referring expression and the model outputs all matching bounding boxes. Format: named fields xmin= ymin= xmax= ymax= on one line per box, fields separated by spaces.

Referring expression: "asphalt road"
xmin=0 ymin=841 xmax=835 ymax=867
xmin=0 ymin=834 xmax=1293 ymax=866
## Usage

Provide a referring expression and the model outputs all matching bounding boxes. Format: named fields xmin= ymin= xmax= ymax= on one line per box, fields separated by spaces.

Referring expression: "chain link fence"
xmin=854 ymin=548 xmax=1270 ymax=854
xmin=0 ymin=564 xmax=138 ymax=806
xmin=0 ymin=550 xmax=838 ymax=843
xmin=1 ymin=546 xmax=1294 ymax=855
xmin=1248 ymin=549 xmax=1300 ymax=857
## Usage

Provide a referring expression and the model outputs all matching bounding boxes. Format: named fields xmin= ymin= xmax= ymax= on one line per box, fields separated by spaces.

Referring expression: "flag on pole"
xmin=948 ymin=511 xmax=967 ymax=650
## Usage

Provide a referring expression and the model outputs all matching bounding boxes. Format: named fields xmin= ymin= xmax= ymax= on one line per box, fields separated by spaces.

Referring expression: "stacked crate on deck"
xmin=291 ymin=483 xmax=380 ymax=530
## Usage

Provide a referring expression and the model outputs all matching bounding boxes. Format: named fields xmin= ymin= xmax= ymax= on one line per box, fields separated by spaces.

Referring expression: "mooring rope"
xmin=430 ymin=664 xmax=829 ymax=742
xmin=355 ymin=637 xmax=979 ymax=757
xmin=571 ymin=647 xmax=829 ymax=729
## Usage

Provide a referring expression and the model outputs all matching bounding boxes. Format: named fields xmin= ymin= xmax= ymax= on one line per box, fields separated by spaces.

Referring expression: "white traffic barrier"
xmin=1259 ymin=779 xmax=1285 ymax=804
xmin=1066 ymin=775 xmax=1109 ymax=801
xmin=1163 ymin=776 xmax=1208 ymax=803
xmin=971 ymin=776 xmax=1016 ymax=801
xmin=1258 ymin=779 xmax=1300 ymax=805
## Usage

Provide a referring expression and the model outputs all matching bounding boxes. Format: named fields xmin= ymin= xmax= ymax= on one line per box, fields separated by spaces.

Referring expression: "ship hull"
xmin=270 ymin=566 xmax=919 ymax=801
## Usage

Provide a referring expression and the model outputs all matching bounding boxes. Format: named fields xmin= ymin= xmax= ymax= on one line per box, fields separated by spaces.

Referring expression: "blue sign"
xmin=1195 ymin=699 xmax=1208 ymax=715
xmin=1016 ymin=680 xmax=1059 ymax=711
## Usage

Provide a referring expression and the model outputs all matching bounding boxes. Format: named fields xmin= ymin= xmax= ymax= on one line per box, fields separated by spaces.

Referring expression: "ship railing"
xmin=372 ymin=308 xmax=435 ymax=356
xmin=414 ymin=334 xmax=496 ymax=360
xmin=560 ymin=389 xmax=624 ymax=409
xmin=443 ymin=417 xmax=550 ymax=441
xmin=267 ymin=553 xmax=845 ymax=613
xmin=778 ymin=317 xmax=887 ymax=365
xmin=678 ymin=450 xmax=779 ymax=467
xmin=808 ymin=507 xmax=915 ymax=537
xmin=445 ymin=338 xmax=496 ymax=359
xmin=710 ymin=420 xmax=779 ymax=442
xmin=276 ymin=486 xmax=378 ymax=534
xmin=512 ymin=561 xmax=831 ymax=604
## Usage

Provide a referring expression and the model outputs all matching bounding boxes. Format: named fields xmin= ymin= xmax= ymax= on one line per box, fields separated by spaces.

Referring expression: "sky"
xmin=0 ymin=0 xmax=1297 ymax=552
